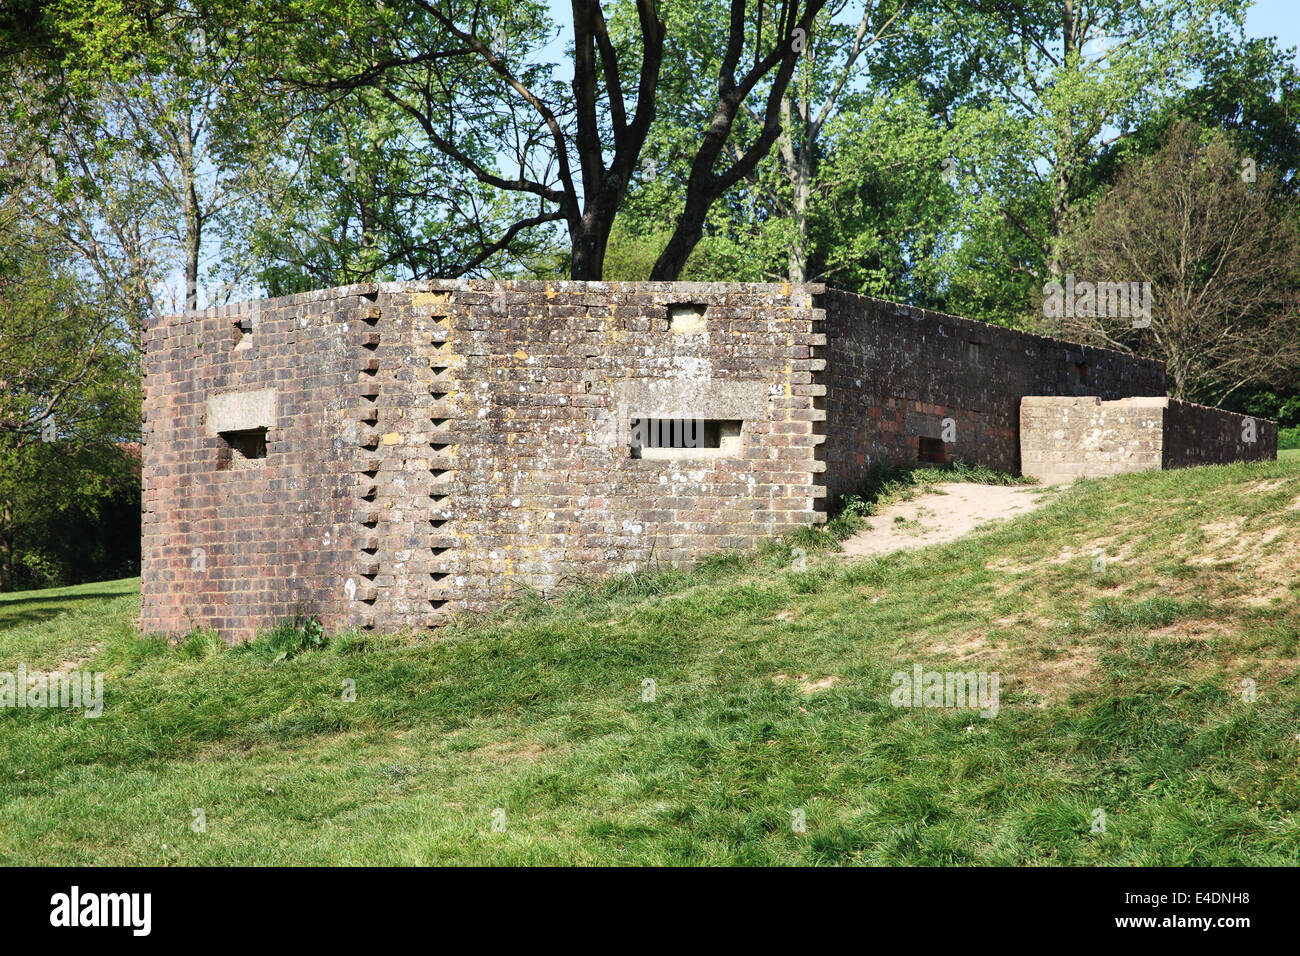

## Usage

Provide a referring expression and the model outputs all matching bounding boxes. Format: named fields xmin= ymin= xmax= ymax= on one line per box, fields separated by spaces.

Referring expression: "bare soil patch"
xmin=839 ymin=483 xmax=1051 ymax=558
xmin=771 ymin=673 xmax=841 ymax=694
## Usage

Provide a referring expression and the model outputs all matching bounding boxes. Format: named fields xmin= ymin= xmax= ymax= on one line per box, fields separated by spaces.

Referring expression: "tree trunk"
xmin=648 ymin=93 xmax=745 ymax=280
xmin=570 ymin=209 xmax=610 ymax=280
xmin=571 ymin=173 xmax=629 ymax=279
xmin=182 ymin=112 xmax=201 ymax=311
xmin=1047 ymin=162 xmax=1070 ymax=281
xmin=649 ymin=194 xmax=712 ymax=281
xmin=0 ymin=499 xmax=12 ymax=591
xmin=1048 ymin=1 xmax=1080 ymax=282
xmin=788 ymin=133 xmax=813 ymax=283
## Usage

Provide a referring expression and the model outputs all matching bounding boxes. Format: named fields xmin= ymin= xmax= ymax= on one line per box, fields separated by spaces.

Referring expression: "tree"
xmin=803 ymin=85 xmax=957 ymax=298
xmin=934 ymin=0 xmax=1244 ymax=320
xmin=6 ymin=5 xmax=294 ymax=317
xmin=1 ymin=63 xmax=165 ymax=329
xmin=221 ymin=82 xmax=560 ymax=291
xmin=1055 ymin=120 xmax=1300 ymax=405
xmin=640 ymin=0 xmax=829 ymax=278
xmin=0 ymin=213 xmax=139 ymax=589
xmin=1176 ymin=33 xmax=1300 ymax=199
xmin=762 ymin=0 xmax=910 ymax=282
xmin=210 ymin=0 xmax=828 ymax=279
xmin=0 ymin=440 xmax=141 ymax=590
xmin=0 ymin=218 xmax=134 ymax=452
xmin=611 ymin=0 xmax=963 ymax=293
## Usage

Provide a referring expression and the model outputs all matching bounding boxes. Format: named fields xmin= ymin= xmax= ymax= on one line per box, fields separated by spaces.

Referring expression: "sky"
xmin=1245 ymin=0 xmax=1300 ymax=64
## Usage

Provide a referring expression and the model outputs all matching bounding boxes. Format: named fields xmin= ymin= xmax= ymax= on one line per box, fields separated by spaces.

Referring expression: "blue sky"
xmin=1245 ymin=0 xmax=1300 ymax=62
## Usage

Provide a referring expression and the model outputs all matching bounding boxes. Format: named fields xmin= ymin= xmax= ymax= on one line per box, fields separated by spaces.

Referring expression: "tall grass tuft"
xmin=246 ymin=613 xmax=328 ymax=661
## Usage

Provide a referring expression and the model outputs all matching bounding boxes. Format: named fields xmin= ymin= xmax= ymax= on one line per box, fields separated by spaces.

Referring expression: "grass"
xmin=0 ymin=460 xmax=1298 ymax=865
xmin=0 ymin=578 xmax=139 ymax=671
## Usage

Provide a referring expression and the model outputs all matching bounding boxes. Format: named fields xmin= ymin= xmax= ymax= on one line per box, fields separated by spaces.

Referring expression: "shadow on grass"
xmin=0 ymin=590 xmax=136 ymax=630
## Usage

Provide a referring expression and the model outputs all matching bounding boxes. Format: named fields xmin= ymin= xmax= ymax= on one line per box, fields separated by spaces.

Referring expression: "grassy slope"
xmin=1 ymin=461 xmax=1298 ymax=865
xmin=0 ymin=578 xmax=139 ymax=671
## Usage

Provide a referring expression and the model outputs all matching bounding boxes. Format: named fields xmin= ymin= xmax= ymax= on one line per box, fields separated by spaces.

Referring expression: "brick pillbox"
xmin=141 ymin=280 xmax=1266 ymax=641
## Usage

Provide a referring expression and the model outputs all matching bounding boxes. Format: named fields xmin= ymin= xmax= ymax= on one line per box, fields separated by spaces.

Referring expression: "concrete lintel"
xmin=206 ymin=388 xmax=277 ymax=436
xmin=616 ymin=379 xmax=769 ymax=421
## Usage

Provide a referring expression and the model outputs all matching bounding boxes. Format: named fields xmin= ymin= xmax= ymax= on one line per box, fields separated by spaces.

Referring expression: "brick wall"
xmin=1163 ymin=399 xmax=1277 ymax=469
xmin=815 ymin=291 xmax=1167 ymax=499
xmin=142 ymin=280 xmax=826 ymax=641
xmin=142 ymin=287 xmax=381 ymax=642
xmin=1020 ymin=396 xmax=1277 ymax=481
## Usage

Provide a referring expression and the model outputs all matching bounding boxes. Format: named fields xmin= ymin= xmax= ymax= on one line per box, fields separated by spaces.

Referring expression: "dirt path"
xmin=838 ymin=482 xmax=1056 ymax=558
